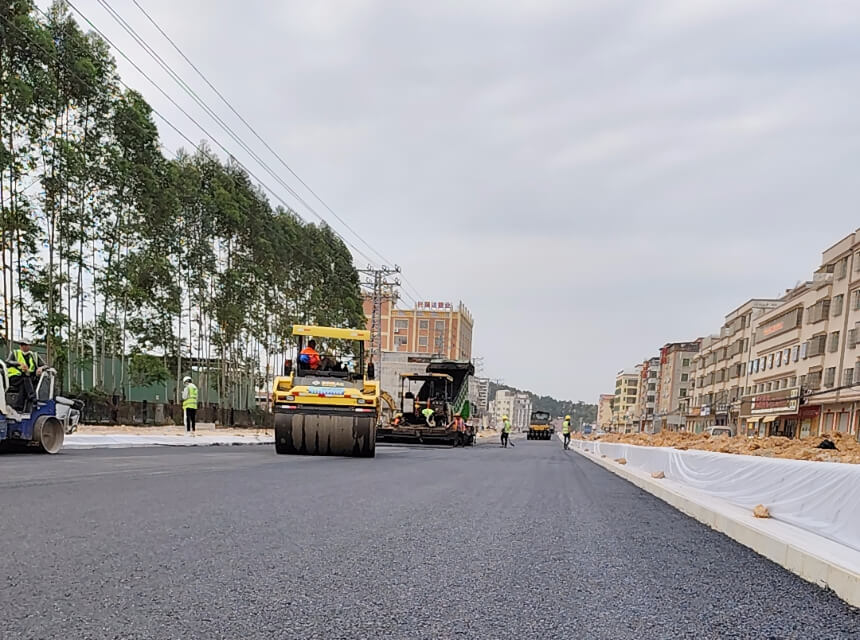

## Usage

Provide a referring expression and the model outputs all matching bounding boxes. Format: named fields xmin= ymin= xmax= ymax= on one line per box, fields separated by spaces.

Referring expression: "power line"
xmin=83 ymin=0 xmax=381 ymax=271
xmin=129 ymin=0 xmax=408 ymax=276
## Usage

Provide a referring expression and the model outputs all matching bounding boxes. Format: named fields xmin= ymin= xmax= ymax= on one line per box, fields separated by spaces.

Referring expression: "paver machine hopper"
xmin=272 ymin=325 xmax=378 ymax=457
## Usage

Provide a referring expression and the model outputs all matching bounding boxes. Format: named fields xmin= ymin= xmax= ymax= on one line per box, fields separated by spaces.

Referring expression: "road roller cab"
xmin=272 ymin=325 xmax=378 ymax=457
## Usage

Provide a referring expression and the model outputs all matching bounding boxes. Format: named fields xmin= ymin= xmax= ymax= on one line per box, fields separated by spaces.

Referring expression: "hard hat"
xmin=17 ymin=336 xmax=30 ymax=345
xmin=565 ymin=415 xmax=571 ymax=420
xmin=183 ymin=376 xmax=192 ymax=383
xmin=502 ymin=415 xmax=509 ymax=420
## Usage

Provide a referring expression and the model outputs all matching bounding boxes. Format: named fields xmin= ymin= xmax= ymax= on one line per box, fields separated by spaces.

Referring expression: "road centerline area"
xmin=1 ymin=441 xmax=858 ymax=639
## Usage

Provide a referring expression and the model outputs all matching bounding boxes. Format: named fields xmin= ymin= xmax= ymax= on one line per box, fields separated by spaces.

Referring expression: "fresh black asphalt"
xmin=1 ymin=439 xmax=858 ymax=639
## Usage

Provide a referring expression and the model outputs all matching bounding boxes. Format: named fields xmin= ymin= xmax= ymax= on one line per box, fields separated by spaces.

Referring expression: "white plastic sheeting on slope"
xmin=572 ymin=439 xmax=860 ymax=553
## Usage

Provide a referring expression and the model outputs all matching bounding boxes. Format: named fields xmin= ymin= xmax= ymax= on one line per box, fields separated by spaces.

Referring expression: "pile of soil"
xmin=584 ymin=431 xmax=860 ymax=464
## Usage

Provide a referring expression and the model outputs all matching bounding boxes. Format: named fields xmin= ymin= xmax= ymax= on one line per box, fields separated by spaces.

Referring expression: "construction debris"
xmin=651 ymin=471 xmax=665 ymax=479
xmin=583 ymin=431 xmax=860 ymax=464
xmin=753 ymin=504 xmax=771 ymax=519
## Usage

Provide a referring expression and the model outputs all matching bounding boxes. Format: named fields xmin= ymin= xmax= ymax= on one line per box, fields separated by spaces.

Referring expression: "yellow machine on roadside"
xmin=272 ymin=325 xmax=378 ymax=457
xmin=527 ymin=410 xmax=554 ymax=440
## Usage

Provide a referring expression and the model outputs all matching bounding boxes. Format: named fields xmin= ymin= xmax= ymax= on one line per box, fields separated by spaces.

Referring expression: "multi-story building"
xmin=613 ymin=367 xmax=641 ymax=432
xmin=655 ymin=341 xmax=699 ymax=431
xmin=362 ymin=297 xmax=474 ymax=361
xmin=636 ymin=357 xmax=661 ymax=433
xmin=492 ymin=390 xmax=515 ymax=430
xmin=741 ymin=230 xmax=860 ymax=438
xmin=686 ymin=299 xmax=781 ymax=433
xmin=596 ymin=394 xmax=614 ymax=430
xmin=513 ymin=393 xmax=533 ymax=432
xmin=469 ymin=377 xmax=490 ymax=415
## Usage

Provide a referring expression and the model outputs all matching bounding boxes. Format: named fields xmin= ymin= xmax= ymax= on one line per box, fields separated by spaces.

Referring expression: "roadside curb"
xmin=567 ymin=438 xmax=860 ymax=608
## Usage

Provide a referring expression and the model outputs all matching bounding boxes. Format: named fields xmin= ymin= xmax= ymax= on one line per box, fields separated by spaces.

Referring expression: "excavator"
xmin=271 ymin=325 xmax=378 ymax=457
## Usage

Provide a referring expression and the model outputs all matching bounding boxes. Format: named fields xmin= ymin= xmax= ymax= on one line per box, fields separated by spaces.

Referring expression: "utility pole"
xmin=358 ymin=265 xmax=400 ymax=381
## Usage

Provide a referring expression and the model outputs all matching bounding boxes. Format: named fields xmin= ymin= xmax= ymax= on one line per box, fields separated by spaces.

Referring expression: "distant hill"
xmin=487 ymin=382 xmax=597 ymax=424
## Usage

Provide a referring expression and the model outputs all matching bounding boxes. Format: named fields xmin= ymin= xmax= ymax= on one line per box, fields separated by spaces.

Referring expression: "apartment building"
xmin=740 ymin=230 xmax=860 ymax=438
xmin=686 ymin=299 xmax=781 ymax=433
xmin=491 ymin=389 xmax=531 ymax=431
xmin=470 ymin=377 xmax=490 ymax=414
xmin=636 ymin=357 xmax=661 ymax=433
xmin=362 ymin=297 xmax=474 ymax=361
xmin=613 ymin=367 xmax=642 ymax=432
xmin=596 ymin=394 xmax=614 ymax=430
xmin=655 ymin=341 xmax=699 ymax=431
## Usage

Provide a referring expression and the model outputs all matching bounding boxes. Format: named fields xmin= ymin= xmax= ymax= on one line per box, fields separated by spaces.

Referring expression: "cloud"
xmin=58 ymin=0 xmax=860 ymax=400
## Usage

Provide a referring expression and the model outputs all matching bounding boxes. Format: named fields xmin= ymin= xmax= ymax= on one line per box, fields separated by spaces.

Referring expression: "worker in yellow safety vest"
xmin=562 ymin=415 xmax=572 ymax=449
xmin=182 ymin=376 xmax=199 ymax=433
xmin=501 ymin=415 xmax=515 ymax=448
xmin=421 ymin=405 xmax=435 ymax=426
xmin=5 ymin=338 xmax=44 ymax=411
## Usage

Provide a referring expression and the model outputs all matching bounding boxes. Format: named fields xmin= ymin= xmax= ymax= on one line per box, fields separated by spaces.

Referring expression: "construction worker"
xmin=422 ymin=404 xmax=435 ymax=426
xmin=562 ymin=415 xmax=572 ymax=449
xmin=5 ymin=339 xmax=44 ymax=411
xmin=450 ymin=413 xmax=465 ymax=446
xmin=299 ymin=339 xmax=320 ymax=371
xmin=501 ymin=415 xmax=514 ymax=448
xmin=182 ymin=376 xmax=199 ymax=433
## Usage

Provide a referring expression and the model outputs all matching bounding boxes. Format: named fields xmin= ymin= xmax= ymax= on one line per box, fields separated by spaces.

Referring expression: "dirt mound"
xmin=583 ymin=430 xmax=860 ymax=464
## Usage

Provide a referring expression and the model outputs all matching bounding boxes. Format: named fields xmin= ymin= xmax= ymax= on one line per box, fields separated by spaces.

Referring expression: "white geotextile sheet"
xmin=573 ymin=440 xmax=860 ymax=553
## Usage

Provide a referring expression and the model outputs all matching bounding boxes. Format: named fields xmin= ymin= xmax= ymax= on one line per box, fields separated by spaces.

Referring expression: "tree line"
xmin=0 ymin=1 xmax=365 ymax=409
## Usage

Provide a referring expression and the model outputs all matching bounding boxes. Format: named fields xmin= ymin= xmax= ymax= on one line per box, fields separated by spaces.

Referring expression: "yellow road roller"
xmin=272 ymin=325 xmax=378 ymax=457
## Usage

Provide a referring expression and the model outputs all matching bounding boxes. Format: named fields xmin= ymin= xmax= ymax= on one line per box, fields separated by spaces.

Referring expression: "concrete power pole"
xmin=358 ymin=265 xmax=400 ymax=381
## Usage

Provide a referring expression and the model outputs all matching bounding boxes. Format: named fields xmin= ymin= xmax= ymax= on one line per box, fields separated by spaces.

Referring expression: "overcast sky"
xmin=49 ymin=0 xmax=860 ymax=402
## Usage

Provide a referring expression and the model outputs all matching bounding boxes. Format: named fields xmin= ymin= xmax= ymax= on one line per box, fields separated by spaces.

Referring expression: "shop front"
xmin=798 ymin=405 xmax=821 ymax=439
xmin=740 ymin=388 xmax=800 ymax=438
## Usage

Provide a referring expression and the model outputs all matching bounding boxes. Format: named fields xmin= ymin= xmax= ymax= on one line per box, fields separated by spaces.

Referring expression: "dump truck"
xmin=376 ymin=358 xmax=475 ymax=445
xmin=272 ymin=325 xmax=378 ymax=457
xmin=527 ymin=410 xmax=554 ymax=440
xmin=0 ymin=364 xmax=81 ymax=454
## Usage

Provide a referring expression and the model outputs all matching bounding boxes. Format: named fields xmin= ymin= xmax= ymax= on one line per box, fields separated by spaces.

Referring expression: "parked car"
xmin=707 ymin=426 xmax=735 ymax=437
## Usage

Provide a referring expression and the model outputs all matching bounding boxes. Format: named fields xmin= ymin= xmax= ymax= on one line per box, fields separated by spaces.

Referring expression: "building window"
xmin=394 ymin=335 xmax=408 ymax=349
xmin=679 ymin=388 xmax=687 ymax=397
xmin=435 ymin=320 xmax=445 ymax=330
xmin=418 ymin=320 xmax=429 ymax=330
xmin=418 ymin=336 xmax=428 ymax=347
xmin=824 ymin=367 xmax=836 ymax=388
xmin=789 ymin=376 xmax=797 ymax=388
xmin=792 ymin=345 xmax=800 ymax=362
xmin=776 ymin=351 xmax=782 ymax=367
xmin=829 ymin=331 xmax=840 ymax=353
xmin=833 ymin=294 xmax=844 ymax=317
xmin=682 ymin=359 xmax=690 ymax=367
xmin=800 ymin=342 xmax=808 ymax=359
xmin=837 ymin=257 xmax=849 ymax=279
xmin=844 ymin=368 xmax=854 ymax=386
xmin=854 ymin=290 xmax=860 ymax=311
xmin=783 ymin=348 xmax=791 ymax=365
xmin=681 ymin=373 xmax=688 ymax=382
xmin=394 ymin=319 xmax=409 ymax=331
xmin=767 ymin=354 xmax=774 ymax=369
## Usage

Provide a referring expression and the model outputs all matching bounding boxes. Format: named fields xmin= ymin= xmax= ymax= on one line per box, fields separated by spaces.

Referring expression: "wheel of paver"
xmin=274 ymin=412 xmax=376 ymax=457
xmin=34 ymin=415 xmax=64 ymax=454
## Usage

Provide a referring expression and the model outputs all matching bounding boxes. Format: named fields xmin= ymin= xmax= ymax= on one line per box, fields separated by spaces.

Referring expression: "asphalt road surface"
xmin=2 ymin=438 xmax=858 ymax=640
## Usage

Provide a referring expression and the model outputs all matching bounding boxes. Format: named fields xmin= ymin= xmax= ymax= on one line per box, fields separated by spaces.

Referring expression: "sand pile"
xmin=584 ymin=431 xmax=860 ymax=464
